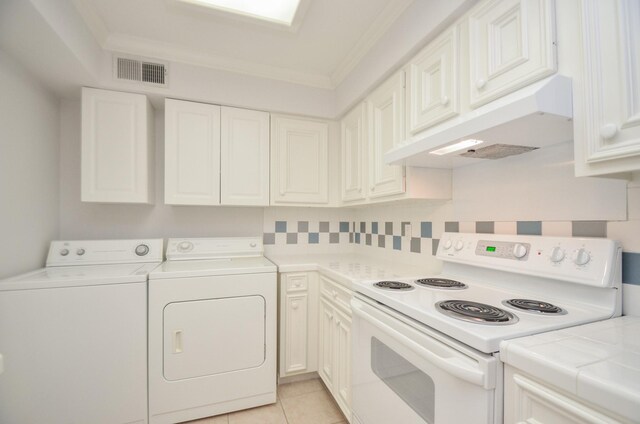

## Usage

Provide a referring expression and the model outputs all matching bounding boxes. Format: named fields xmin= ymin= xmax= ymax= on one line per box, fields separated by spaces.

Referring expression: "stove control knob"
xmin=443 ymin=239 xmax=453 ymax=250
xmin=512 ymin=243 xmax=528 ymax=259
xmin=135 ymin=244 xmax=150 ymax=256
xmin=60 ymin=248 xmax=69 ymax=256
xmin=573 ymin=248 xmax=591 ymax=266
xmin=454 ymin=240 xmax=464 ymax=251
xmin=550 ymin=246 xmax=565 ymax=263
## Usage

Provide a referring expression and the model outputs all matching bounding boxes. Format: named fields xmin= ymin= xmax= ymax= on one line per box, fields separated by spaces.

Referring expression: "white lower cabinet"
xmin=318 ymin=275 xmax=352 ymax=422
xmin=504 ymin=365 xmax=630 ymax=424
xmin=574 ymin=0 xmax=640 ymax=176
xmin=278 ymin=272 xmax=318 ymax=378
xmin=81 ymin=87 xmax=154 ymax=204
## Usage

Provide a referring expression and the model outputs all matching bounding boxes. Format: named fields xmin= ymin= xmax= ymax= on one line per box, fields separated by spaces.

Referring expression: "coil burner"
xmin=415 ymin=278 xmax=468 ymax=290
xmin=503 ymin=299 xmax=567 ymax=315
xmin=373 ymin=281 xmax=415 ymax=291
xmin=436 ymin=300 xmax=518 ymax=325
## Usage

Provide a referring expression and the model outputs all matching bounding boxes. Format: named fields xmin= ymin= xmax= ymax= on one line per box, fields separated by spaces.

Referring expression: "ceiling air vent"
xmin=114 ymin=56 xmax=168 ymax=87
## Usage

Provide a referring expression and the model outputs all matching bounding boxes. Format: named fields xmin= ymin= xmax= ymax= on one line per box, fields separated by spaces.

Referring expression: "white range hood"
xmin=385 ymin=75 xmax=574 ymax=168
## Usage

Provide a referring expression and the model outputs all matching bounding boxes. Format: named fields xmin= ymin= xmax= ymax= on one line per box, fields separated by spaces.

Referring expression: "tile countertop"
xmin=500 ymin=316 xmax=640 ymax=422
xmin=265 ymin=253 xmax=440 ymax=290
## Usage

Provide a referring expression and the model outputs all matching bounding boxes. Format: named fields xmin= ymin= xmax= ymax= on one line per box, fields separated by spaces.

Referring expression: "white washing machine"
xmin=148 ymin=237 xmax=277 ymax=424
xmin=0 ymin=239 xmax=163 ymax=424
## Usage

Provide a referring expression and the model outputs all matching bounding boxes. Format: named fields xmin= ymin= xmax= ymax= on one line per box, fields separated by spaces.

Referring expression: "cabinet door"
xmin=408 ymin=26 xmax=459 ymax=134
xmin=283 ymin=293 xmax=309 ymax=375
xmin=221 ymin=106 xmax=270 ymax=205
xmin=271 ymin=115 xmax=329 ymax=205
xmin=318 ymin=298 xmax=334 ymax=390
xmin=81 ymin=87 xmax=153 ymax=204
xmin=575 ymin=0 xmax=640 ymax=176
xmin=468 ymin=0 xmax=557 ymax=108
xmin=367 ymin=72 xmax=406 ymax=198
xmin=164 ymin=99 xmax=221 ymax=205
xmin=341 ymin=103 xmax=366 ymax=202
xmin=333 ymin=307 xmax=352 ymax=420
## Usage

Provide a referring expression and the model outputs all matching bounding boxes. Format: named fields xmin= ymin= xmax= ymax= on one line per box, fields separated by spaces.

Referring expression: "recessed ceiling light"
xmin=429 ymin=139 xmax=484 ymax=156
xmin=177 ymin=0 xmax=302 ymax=26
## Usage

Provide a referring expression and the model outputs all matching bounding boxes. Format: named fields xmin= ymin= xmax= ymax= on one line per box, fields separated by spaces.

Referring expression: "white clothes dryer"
xmin=0 ymin=239 xmax=163 ymax=424
xmin=148 ymin=237 xmax=277 ymax=424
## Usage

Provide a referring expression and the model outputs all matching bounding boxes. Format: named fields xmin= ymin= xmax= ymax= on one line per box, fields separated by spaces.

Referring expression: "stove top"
xmin=353 ymin=232 xmax=622 ymax=353
xmin=373 ymin=281 xmax=415 ymax=291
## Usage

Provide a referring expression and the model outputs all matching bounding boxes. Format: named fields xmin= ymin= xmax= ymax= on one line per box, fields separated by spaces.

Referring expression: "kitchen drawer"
xmin=284 ymin=273 xmax=309 ymax=293
xmin=320 ymin=275 xmax=352 ymax=315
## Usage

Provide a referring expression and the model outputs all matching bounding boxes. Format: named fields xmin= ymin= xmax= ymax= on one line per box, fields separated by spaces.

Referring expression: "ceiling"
xmin=72 ymin=0 xmax=415 ymax=89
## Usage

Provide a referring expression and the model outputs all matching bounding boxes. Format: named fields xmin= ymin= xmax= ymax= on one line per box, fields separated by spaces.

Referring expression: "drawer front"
xmin=284 ymin=273 xmax=309 ymax=293
xmin=320 ymin=275 xmax=352 ymax=315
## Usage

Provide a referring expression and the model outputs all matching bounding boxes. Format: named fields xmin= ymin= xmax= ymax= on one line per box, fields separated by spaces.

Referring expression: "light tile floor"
xmin=184 ymin=378 xmax=347 ymax=424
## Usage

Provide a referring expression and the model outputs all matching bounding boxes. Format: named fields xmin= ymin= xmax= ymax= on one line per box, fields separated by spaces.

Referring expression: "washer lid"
xmin=149 ymin=256 xmax=276 ymax=279
xmin=0 ymin=263 xmax=159 ymax=291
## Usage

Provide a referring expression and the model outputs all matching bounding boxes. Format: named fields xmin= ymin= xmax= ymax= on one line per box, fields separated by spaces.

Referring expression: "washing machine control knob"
xmin=60 ymin=248 xmax=69 ymax=256
xmin=135 ymin=244 xmax=150 ymax=256
xmin=76 ymin=249 xmax=85 ymax=256
xmin=177 ymin=241 xmax=194 ymax=252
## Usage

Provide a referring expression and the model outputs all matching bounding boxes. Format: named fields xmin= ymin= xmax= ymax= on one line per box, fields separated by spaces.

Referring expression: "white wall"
xmin=0 ymin=51 xmax=60 ymax=278
xmin=58 ymin=100 xmax=263 ymax=240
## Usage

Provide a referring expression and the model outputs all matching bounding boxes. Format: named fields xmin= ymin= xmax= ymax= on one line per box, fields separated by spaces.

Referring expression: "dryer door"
xmin=163 ymin=295 xmax=265 ymax=381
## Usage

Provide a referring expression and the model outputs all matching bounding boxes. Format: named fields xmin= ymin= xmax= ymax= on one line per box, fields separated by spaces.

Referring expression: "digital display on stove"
xmin=486 ymin=246 xmax=496 ymax=252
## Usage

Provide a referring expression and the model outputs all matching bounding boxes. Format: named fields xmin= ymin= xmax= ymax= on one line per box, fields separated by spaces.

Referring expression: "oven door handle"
xmin=352 ymin=298 xmax=489 ymax=388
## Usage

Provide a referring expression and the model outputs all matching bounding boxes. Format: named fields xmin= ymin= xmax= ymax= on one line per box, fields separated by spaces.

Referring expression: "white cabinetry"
xmin=81 ymin=87 xmax=154 ymax=204
xmin=341 ymin=103 xmax=367 ymax=203
xmin=165 ymin=99 xmax=270 ymax=205
xmin=574 ymin=0 xmax=640 ymax=176
xmin=468 ymin=0 xmax=557 ymax=108
xmin=408 ymin=26 xmax=460 ymax=134
xmin=271 ymin=115 xmax=329 ymax=205
xmin=318 ymin=275 xmax=352 ymax=422
xmin=504 ymin=365 xmax=631 ymax=424
xmin=367 ymin=72 xmax=406 ymax=198
xmin=278 ymin=272 xmax=318 ymax=378
xmin=221 ymin=106 xmax=270 ymax=205
xmin=165 ymin=99 xmax=221 ymax=205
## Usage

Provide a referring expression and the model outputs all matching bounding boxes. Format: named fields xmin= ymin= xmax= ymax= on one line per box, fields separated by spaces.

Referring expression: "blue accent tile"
xmin=517 ymin=221 xmax=542 ymax=235
xmin=355 ymin=233 xmax=361 ymax=244
xmin=275 ymin=221 xmax=287 ymax=233
xmin=308 ymin=233 xmax=319 ymax=244
xmin=339 ymin=221 xmax=349 ymax=233
xmin=393 ymin=236 xmax=401 ymax=250
xmin=622 ymin=252 xmax=640 ymax=285
xmin=421 ymin=222 xmax=432 ymax=238
xmin=372 ymin=222 xmax=379 ymax=234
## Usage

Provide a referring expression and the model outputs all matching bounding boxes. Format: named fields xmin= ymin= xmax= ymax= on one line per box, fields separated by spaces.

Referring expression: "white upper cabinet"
xmin=341 ymin=103 xmax=367 ymax=203
xmin=367 ymin=71 xmax=406 ymax=198
xmin=574 ymin=0 xmax=640 ymax=176
xmin=408 ymin=26 xmax=460 ymax=134
xmin=271 ymin=115 xmax=329 ymax=205
xmin=468 ymin=0 xmax=557 ymax=108
xmin=220 ymin=106 xmax=270 ymax=206
xmin=81 ymin=87 xmax=154 ymax=204
xmin=164 ymin=99 xmax=221 ymax=205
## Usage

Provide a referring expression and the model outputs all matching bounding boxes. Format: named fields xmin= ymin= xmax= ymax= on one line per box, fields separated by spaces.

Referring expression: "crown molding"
xmin=104 ymin=33 xmax=335 ymax=89
xmin=330 ymin=0 xmax=414 ymax=87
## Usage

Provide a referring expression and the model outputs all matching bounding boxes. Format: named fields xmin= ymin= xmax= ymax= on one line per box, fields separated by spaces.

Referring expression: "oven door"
xmin=351 ymin=296 xmax=498 ymax=424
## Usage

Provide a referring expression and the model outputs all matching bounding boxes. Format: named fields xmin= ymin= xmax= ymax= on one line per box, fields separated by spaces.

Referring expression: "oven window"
xmin=371 ymin=337 xmax=435 ymax=423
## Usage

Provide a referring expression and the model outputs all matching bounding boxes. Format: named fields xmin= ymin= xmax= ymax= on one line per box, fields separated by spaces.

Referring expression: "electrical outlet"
xmin=401 ymin=222 xmax=412 ymax=238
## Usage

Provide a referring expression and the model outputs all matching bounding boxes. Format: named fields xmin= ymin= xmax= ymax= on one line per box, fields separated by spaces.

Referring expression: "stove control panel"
xmin=438 ymin=232 xmax=621 ymax=288
xmin=475 ymin=240 xmax=531 ymax=260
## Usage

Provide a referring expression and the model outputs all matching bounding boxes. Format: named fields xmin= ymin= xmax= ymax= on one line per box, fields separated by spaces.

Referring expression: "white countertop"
xmin=265 ymin=253 xmax=440 ymax=289
xmin=500 ymin=316 xmax=640 ymax=421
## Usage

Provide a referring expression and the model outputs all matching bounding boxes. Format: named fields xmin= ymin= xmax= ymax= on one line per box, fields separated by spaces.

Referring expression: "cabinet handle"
xmin=292 ymin=301 xmax=299 ymax=309
xmin=441 ymin=96 xmax=449 ymax=106
xmin=600 ymin=123 xmax=618 ymax=140
xmin=476 ymin=78 xmax=487 ymax=89
xmin=173 ymin=330 xmax=183 ymax=354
